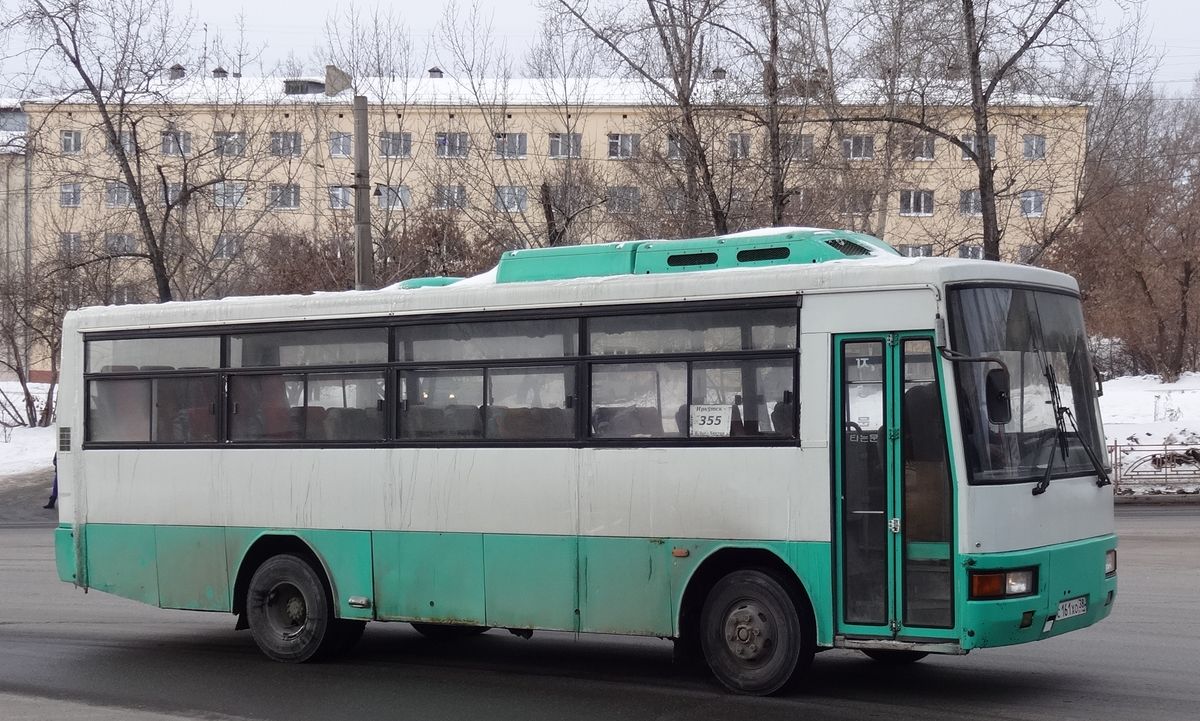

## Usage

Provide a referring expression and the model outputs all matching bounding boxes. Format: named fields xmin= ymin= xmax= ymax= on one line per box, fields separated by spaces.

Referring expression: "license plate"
xmin=1057 ymin=596 xmax=1088 ymax=620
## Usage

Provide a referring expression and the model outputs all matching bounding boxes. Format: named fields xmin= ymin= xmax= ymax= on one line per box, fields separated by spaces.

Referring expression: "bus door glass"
xmin=835 ymin=333 xmax=956 ymax=639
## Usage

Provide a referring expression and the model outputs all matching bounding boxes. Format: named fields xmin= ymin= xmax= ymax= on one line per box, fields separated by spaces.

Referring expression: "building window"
xmin=958 ymin=245 xmax=984 ymax=259
xmin=161 ymin=130 xmax=192 ymax=155
xmin=434 ymin=184 xmax=467 ymax=210
xmin=842 ymin=135 xmax=874 ymax=160
xmin=110 ymin=285 xmax=138 ymax=305
xmin=666 ymin=133 xmax=683 ymax=161
xmin=61 ymin=130 xmax=82 ymax=154
xmin=435 ymin=131 xmax=470 ymax=158
xmin=1020 ymin=189 xmax=1045 ymax=217
xmin=214 ymin=131 xmax=246 ymax=157
xmin=214 ymin=181 xmax=247 ymax=208
xmin=840 ymin=190 xmax=875 ymax=215
xmin=59 ymin=182 xmax=82 ymax=208
xmin=1018 ymin=245 xmax=1039 ymax=264
xmin=163 ymin=182 xmax=183 ymax=205
xmin=897 ymin=244 xmax=933 ymax=258
xmin=911 ymin=135 xmax=935 ymax=160
xmin=380 ymin=131 xmax=412 ymax=158
xmin=608 ymin=133 xmax=641 ymax=160
xmin=494 ymin=132 xmax=528 ymax=159
xmin=663 ymin=187 xmax=686 ymax=214
xmin=899 ymin=189 xmax=934 ymax=216
xmin=269 ymin=183 xmax=301 ymax=209
xmin=377 ymin=185 xmax=411 ymax=209
xmin=606 ymin=186 xmax=641 ymax=214
xmin=105 ymin=233 xmax=136 ymax=254
xmin=548 ymin=184 xmax=585 ymax=215
xmin=270 ymin=131 xmax=303 ymax=157
xmin=328 ymin=186 xmax=352 ymax=209
xmin=959 ymin=189 xmax=982 ymax=216
xmin=330 ymin=132 xmax=352 ymax=158
xmin=214 ymin=234 xmax=243 ymax=259
xmin=495 ymin=185 xmax=528 ymax=212
xmin=1023 ymin=134 xmax=1047 ymax=160
xmin=106 ymin=130 xmax=133 ymax=156
xmin=960 ymin=133 xmax=996 ymax=160
xmin=549 ymin=132 xmax=582 ymax=159
xmin=728 ymin=133 xmax=752 ymax=160
xmin=782 ymin=134 xmax=814 ymax=161
xmin=60 ymin=232 xmax=82 ymax=255
xmin=105 ymin=181 xmax=132 ymax=208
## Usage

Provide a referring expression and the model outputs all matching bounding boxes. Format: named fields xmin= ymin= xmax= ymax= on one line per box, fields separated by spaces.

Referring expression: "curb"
xmin=1115 ymin=493 xmax=1200 ymax=505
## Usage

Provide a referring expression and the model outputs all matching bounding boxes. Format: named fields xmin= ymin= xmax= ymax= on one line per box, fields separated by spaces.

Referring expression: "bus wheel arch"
xmin=676 ymin=548 xmax=816 ymax=694
xmin=232 ymin=534 xmax=366 ymax=661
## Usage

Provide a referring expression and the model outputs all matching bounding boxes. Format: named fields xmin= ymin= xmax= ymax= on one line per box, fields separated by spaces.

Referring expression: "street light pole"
xmin=352 ymin=93 xmax=374 ymax=290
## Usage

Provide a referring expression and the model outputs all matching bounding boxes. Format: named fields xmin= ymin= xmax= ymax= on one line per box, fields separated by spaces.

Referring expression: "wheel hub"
xmin=723 ymin=601 xmax=773 ymax=662
xmin=265 ymin=582 xmax=308 ymax=637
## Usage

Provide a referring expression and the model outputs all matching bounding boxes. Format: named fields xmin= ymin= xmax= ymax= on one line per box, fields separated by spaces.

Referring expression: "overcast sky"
xmin=3 ymin=0 xmax=1197 ymax=93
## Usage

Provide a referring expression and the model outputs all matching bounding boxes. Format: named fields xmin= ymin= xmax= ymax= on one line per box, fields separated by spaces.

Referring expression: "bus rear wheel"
xmin=246 ymin=553 xmax=340 ymax=663
xmin=700 ymin=569 xmax=813 ymax=695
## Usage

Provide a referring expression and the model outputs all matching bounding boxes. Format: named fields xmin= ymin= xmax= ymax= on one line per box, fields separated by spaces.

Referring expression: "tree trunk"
xmin=961 ymin=0 xmax=1002 ymax=261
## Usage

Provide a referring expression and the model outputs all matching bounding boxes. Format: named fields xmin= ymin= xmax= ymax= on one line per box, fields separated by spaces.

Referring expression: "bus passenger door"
xmin=833 ymin=333 xmax=957 ymax=642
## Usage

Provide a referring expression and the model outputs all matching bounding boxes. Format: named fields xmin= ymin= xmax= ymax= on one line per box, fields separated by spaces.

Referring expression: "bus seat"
xmin=442 ymin=404 xmax=484 ymax=438
xmin=771 ymin=401 xmax=794 ymax=436
xmin=592 ymin=406 xmax=666 ymax=437
xmin=99 ymin=365 xmax=138 ymax=373
xmin=494 ymin=407 xmax=572 ymax=439
xmin=296 ymin=406 xmax=328 ymax=440
xmin=141 ymin=365 xmax=175 ymax=371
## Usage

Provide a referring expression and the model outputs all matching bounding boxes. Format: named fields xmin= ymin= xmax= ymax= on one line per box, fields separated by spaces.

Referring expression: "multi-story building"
xmin=20 ymin=65 xmax=1088 ymax=308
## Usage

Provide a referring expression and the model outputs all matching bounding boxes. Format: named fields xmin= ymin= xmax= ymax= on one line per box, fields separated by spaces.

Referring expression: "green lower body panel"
xmin=62 ymin=523 xmax=833 ymax=642
xmin=55 ymin=524 xmax=77 ymax=584
xmin=961 ymin=534 xmax=1117 ymax=650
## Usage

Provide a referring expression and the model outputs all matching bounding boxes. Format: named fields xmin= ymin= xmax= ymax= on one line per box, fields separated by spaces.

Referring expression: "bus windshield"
xmin=949 ymin=286 xmax=1106 ymax=484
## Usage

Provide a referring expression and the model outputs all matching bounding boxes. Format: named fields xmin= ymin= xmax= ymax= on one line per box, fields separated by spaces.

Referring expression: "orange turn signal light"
xmin=969 ymin=572 xmax=1006 ymax=599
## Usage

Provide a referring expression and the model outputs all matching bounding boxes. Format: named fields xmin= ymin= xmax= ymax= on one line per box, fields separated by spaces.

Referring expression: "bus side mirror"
xmin=985 ymin=367 xmax=1012 ymax=425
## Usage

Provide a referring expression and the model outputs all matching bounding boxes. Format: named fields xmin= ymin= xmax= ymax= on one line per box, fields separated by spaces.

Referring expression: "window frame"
xmin=80 ymin=297 xmax=800 ymax=449
xmin=549 ymin=132 xmax=582 ymax=159
xmin=899 ymin=189 xmax=935 ymax=217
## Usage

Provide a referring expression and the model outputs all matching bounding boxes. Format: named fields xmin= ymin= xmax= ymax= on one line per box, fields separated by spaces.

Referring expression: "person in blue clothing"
xmin=43 ymin=454 xmax=57 ymax=509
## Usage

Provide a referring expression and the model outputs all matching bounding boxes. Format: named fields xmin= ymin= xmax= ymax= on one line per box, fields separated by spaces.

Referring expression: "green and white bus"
xmin=53 ymin=227 xmax=1117 ymax=695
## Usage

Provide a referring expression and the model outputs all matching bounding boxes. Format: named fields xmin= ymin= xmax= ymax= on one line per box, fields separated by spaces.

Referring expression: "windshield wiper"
xmin=1032 ymin=354 xmax=1111 ymax=495
xmin=1032 ymin=357 xmax=1070 ymax=496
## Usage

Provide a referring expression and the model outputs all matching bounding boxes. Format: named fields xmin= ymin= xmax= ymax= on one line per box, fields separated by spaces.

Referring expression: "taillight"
xmin=1105 ymin=549 xmax=1117 ymax=577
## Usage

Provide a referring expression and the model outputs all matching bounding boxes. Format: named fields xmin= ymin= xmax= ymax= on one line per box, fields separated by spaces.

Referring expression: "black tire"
xmin=410 ymin=622 xmax=490 ymax=640
xmin=700 ymin=569 xmax=814 ymax=696
xmin=245 ymin=554 xmax=339 ymax=663
xmin=861 ymin=649 xmax=928 ymax=665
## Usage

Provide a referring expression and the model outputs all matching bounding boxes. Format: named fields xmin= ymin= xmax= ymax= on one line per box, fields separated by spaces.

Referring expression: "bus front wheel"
xmin=700 ymin=569 xmax=813 ymax=695
xmin=246 ymin=553 xmax=341 ymax=663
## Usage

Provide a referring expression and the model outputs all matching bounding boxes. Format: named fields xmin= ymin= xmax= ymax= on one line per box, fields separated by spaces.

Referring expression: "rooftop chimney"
xmin=212 ymin=66 xmax=228 ymax=79
xmin=711 ymin=67 xmax=727 ymax=81
xmin=428 ymin=66 xmax=444 ymax=79
xmin=168 ymin=64 xmax=185 ymax=81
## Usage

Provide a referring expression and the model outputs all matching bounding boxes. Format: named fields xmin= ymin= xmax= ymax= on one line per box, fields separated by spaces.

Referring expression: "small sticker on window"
xmin=690 ymin=405 xmax=732 ymax=437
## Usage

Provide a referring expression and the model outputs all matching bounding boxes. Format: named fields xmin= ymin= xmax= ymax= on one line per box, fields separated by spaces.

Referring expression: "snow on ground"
xmin=1100 ymin=372 xmax=1200 ymax=445
xmin=0 ymin=426 xmax=55 ymax=481
xmin=0 ymin=382 xmax=55 ymax=486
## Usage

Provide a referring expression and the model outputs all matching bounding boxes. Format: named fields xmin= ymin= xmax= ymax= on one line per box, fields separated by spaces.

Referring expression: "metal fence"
xmin=1108 ymin=443 xmax=1200 ymax=492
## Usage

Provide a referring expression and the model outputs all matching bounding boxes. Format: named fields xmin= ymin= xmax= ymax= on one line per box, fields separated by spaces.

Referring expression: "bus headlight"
xmin=969 ymin=568 xmax=1038 ymax=599
xmin=1105 ymin=549 xmax=1117 ymax=577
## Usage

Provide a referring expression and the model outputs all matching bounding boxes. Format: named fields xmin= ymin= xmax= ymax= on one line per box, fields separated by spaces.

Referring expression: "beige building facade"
xmin=19 ymin=70 xmax=1088 ymax=307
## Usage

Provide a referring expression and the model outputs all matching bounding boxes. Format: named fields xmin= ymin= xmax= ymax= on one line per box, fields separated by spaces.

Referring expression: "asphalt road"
xmin=0 ymin=505 xmax=1197 ymax=721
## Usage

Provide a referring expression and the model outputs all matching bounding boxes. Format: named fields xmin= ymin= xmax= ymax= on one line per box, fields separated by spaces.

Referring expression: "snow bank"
xmin=0 ymin=426 xmax=55 ymax=479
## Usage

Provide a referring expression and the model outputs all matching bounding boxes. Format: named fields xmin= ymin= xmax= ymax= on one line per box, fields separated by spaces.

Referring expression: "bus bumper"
xmin=960 ymin=534 xmax=1117 ymax=650
xmin=55 ymin=524 xmax=79 ymax=584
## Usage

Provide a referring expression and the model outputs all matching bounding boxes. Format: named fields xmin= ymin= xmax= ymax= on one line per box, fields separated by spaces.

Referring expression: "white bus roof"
xmin=64 ymin=255 xmax=1078 ymax=334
